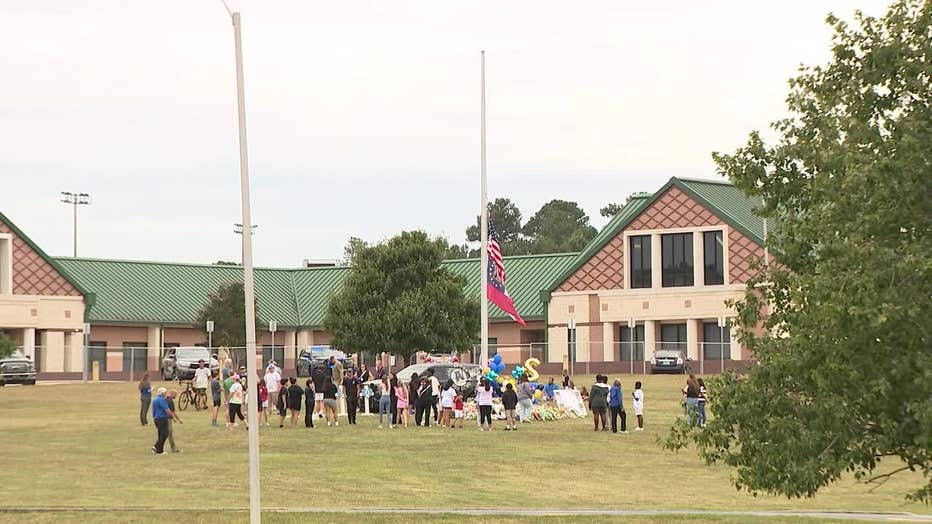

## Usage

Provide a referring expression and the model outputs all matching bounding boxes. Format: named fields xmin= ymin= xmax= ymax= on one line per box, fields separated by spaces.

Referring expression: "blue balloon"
xmin=492 ymin=354 xmax=502 ymax=364
xmin=494 ymin=362 xmax=506 ymax=373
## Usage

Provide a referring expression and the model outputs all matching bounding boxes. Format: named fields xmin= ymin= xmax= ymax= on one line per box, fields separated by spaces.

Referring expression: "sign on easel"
xmin=553 ymin=389 xmax=587 ymax=417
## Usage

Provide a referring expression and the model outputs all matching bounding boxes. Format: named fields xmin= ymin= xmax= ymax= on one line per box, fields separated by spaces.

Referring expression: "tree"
xmin=214 ymin=260 xmax=238 ymax=266
xmin=465 ymin=197 xmax=530 ymax=256
xmin=662 ymin=1 xmax=931 ymax=503
xmin=0 ymin=333 xmax=16 ymax=359
xmin=599 ymin=203 xmax=624 ymax=218
xmin=522 ymin=199 xmax=597 ymax=253
xmin=433 ymin=236 xmax=470 ymax=260
xmin=324 ymin=231 xmax=479 ymax=363
xmin=195 ymin=282 xmax=262 ymax=349
xmin=342 ymin=236 xmax=369 ymax=266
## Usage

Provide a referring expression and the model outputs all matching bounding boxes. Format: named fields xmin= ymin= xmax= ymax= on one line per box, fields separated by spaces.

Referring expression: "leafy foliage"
xmin=195 ymin=282 xmax=261 ymax=348
xmin=325 ymin=231 xmax=479 ymax=362
xmin=0 ymin=332 xmax=17 ymax=359
xmin=600 ymin=203 xmax=624 ymax=218
xmin=662 ymin=1 xmax=932 ymax=503
xmin=522 ymin=199 xmax=597 ymax=253
xmin=466 ymin=198 xmax=530 ymax=256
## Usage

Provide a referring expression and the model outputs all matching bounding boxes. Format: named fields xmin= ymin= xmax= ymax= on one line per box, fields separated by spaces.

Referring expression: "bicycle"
xmin=178 ymin=380 xmax=208 ymax=411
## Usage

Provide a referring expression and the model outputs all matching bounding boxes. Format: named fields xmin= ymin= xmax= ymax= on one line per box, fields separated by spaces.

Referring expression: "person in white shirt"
xmin=264 ymin=363 xmax=282 ymax=416
xmin=193 ymin=360 xmax=211 ymax=402
xmin=427 ymin=369 xmax=441 ymax=424
xmin=439 ymin=380 xmax=457 ymax=429
xmin=227 ymin=375 xmax=247 ymax=430
xmin=475 ymin=379 xmax=494 ymax=431
xmin=632 ymin=381 xmax=644 ymax=431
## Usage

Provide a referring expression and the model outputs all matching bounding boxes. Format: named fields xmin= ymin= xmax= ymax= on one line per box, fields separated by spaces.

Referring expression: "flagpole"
xmin=479 ymin=50 xmax=489 ymax=368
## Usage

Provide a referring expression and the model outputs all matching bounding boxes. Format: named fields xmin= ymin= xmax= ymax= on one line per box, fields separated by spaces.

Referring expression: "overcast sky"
xmin=0 ymin=0 xmax=890 ymax=267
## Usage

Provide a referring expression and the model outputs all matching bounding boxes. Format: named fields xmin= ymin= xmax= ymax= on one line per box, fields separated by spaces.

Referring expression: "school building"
xmin=0 ymin=176 xmax=766 ymax=380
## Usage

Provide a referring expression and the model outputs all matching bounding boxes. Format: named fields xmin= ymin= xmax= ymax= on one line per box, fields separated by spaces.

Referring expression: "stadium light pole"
xmin=222 ymin=2 xmax=261 ymax=522
xmin=60 ymin=192 xmax=90 ymax=257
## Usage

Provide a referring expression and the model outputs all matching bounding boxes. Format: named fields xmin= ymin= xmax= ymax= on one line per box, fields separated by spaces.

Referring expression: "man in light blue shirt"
xmin=544 ymin=377 xmax=560 ymax=400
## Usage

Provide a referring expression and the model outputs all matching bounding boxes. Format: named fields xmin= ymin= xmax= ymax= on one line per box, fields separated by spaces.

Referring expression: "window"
xmin=661 ymin=233 xmax=694 ymax=287
xmin=122 ymin=342 xmax=148 ymax=372
xmin=89 ymin=341 xmax=107 ymax=372
xmin=703 ymin=230 xmax=724 ymax=285
xmin=629 ymin=235 xmax=652 ymax=288
xmin=619 ymin=325 xmax=645 ymax=361
xmin=703 ymin=322 xmax=731 ymax=360
xmin=660 ymin=323 xmax=687 ymax=352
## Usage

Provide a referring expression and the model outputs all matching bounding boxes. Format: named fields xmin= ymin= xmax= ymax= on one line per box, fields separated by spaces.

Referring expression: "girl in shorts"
xmin=453 ymin=391 xmax=464 ymax=429
xmin=322 ymin=381 xmax=339 ymax=426
xmin=439 ymin=380 xmax=456 ymax=429
xmin=395 ymin=379 xmax=409 ymax=428
xmin=257 ymin=379 xmax=269 ymax=426
xmin=277 ymin=377 xmax=289 ymax=428
xmin=210 ymin=371 xmax=222 ymax=427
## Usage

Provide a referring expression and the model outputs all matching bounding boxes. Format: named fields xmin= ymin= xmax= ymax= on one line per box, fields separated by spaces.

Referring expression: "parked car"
xmin=161 ymin=346 xmax=219 ymax=380
xmin=362 ymin=363 xmax=482 ymax=401
xmin=650 ymin=349 xmax=690 ymax=374
xmin=296 ymin=346 xmax=354 ymax=377
xmin=0 ymin=353 xmax=36 ymax=385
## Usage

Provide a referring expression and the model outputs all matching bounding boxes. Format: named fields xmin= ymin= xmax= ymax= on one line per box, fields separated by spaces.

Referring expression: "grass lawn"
xmin=0 ymin=374 xmax=926 ymax=521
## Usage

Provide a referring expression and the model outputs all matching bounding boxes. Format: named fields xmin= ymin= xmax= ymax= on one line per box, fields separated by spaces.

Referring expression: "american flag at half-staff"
xmin=486 ymin=220 xmax=526 ymax=326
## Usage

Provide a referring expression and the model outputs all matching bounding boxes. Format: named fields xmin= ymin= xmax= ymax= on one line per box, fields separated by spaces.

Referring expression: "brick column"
xmin=22 ymin=328 xmax=36 ymax=361
xmin=40 ymin=330 xmax=65 ymax=373
xmin=644 ymin=320 xmax=657 ymax=362
xmin=146 ymin=326 xmax=161 ymax=372
xmin=66 ymin=332 xmax=84 ymax=372
xmin=687 ymin=318 xmax=701 ymax=361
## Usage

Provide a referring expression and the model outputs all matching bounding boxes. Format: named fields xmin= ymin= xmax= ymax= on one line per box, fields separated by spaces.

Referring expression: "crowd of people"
xmin=139 ymin=356 xmax=710 ymax=454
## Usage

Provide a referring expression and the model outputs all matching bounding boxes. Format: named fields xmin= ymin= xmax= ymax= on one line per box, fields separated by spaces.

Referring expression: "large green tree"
xmin=522 ymin=199 xmax=597 ymax=253
xmin=195 ymin=282 xmax=262 ymax=348
xmin=325 ymin=231 xmax=479 ymax=363
xmin=662 ymin=1 xmax=931 ymax=502
xmin=466 ymin=197 xmax=530 ymax=256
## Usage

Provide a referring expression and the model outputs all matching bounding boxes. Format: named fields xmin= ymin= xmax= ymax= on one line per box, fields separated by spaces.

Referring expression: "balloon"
xmin=486 ymin=370 xmax=498 ymax=381
xmin=512 ymin=366 xmax=525 ymax=379
xmin=492 ymin=354 xmax=502 ymax=364
xmin=524 ymin=357 xmax=541 ymax=382
xmin=501 ymin=377 xmax=516 ymax=390
xmin=496 ymin=376 xmax=505 ymax=384
xmin=494 ymin=362 xmax=506 ymax=373
xmin=482 ymin=366 xmax=491 ymax=375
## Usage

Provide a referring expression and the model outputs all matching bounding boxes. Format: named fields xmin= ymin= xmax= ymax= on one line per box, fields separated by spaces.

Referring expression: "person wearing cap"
xmin=263 ymin=362 xmax=282 ymax=418
xmin=151 ymin=388 xmax=175 ymax=454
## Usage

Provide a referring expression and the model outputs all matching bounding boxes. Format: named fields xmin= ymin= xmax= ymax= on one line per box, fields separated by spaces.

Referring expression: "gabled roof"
xmin=54 ymin=252 xmax=579 ymax=328
xmin=0 ymin=211 xmax=92 ymax=299
xmin=544 ymin=176 xmax=764 ymax=294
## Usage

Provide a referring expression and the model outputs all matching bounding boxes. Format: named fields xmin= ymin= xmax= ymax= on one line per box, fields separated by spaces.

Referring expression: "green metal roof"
xmin=54 ymin=253 xmax=578 ymax=328
xmin=544 ymin=176 xmax=765 ymax=293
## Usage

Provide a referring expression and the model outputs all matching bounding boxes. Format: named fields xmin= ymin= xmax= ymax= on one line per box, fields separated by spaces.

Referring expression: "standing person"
xmin=408 ymin=372 xmax=420 ymax=424
xmin=395 ymin=378 xmax=409 ymax=428
xmin=210 ymin=371 xmax=222 ymax=427
xmin=374 ymin=360 xmax=384 ymax=380
xmin=697 ymin=378 xmax=708 ymax=427
xmin=151 ymin=388 xmax=173 ymax=454
xmin=388 ymin=372 xmax=399 ymax=429
xmin=288 ymin=377 xmax=304 ymax=429
xmin=138 ymin=374 xmax=152 ymax=426
xmin=589 ymin=375 xmax=609 ymax=432
xmin=427 ymin=369 xmax=441 ymax=423
xmin=263 ymin=363 xmax=282 ymax=417
xmin=342 ymin=370 xmax=360 ymax=425
xmin=501 ymin=383 xmax=518 ymax=431
xmin=329 ymin=356 xmax=343 ymax=388
xmin=516 ymin=377 xmax=534 ymax=423
xmin=257 ymin=379 xmax=269 ymax=426
xmin=277 ymin=378 xmax=289 ymax=428
xmin=193 ymin=359 xmax=210 ymax=405
xmin=377 ymin=377 xmax=393 ymax=429
xmin=453 ymin=391 xmax=465 ymax=429
xmin=632 ymin=381 xmax=645 ymax=431
xmin=311 ymin=366 xmax=327 ymax=420
xmin=562 ymin=371 xmax=571 ymax=389
xmin=415 ymin=376 xmax=431 ymax=427
xmin=543 ymin=377 xmax=559 ymax=400
xmin=227 ymin=375 xmax=247 ymax=429
xmin=165 ymin=389 xmax=183 ymax=453
xmin=439 ymin=380 xmax=456 ymax=429
xmin=303 ymin=379 xmax=316 ymax=428
xmin=322 ymin=380 xmax=339 ymax=426
xmin=609 ymin=379 xmax=627 ymax=434
xmin=684 ymin=374 xmax=701 ymax=426
xmin=476 ymin=378 xmax=494 ymax=431
xmin=359 ymin=363 xmax=371 ymax=382
xmin=221 ymin=359 xmax=234 ymax=406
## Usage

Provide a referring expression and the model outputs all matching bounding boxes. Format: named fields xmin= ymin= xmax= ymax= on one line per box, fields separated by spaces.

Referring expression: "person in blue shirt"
xmin=609 ymin=379 xmax=626 ymax=434
xmin=138 ymin=374 xmax=152 ymax=426
xmin=543 ymin=377 xmax=559 ymax=400
xmin=151 ymin=388 xmax=176 ymax=454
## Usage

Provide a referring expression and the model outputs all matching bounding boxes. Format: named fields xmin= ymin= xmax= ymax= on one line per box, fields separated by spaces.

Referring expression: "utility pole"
xmin=60 ymin=192 xmax=90 ymax=257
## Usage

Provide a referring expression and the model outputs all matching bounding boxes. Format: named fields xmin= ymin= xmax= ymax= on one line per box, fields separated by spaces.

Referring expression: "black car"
xmin=0 ymin=353 xmax=36 ymax=385
xmin=296 ymin=347 xmax=354 ymax=377
xmin=362 ymin=363 xmax=482 ymax=401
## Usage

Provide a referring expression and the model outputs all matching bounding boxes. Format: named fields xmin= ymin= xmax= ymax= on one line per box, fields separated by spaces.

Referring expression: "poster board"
xmin=553 ymin=389 xmax=587 ymax=417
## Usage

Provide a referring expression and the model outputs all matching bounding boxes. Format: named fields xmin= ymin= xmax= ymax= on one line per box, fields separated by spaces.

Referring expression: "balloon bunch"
xmin=481 ymin=355 xmax=544 ymax=391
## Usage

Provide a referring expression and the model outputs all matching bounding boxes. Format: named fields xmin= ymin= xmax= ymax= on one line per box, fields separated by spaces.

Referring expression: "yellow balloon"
xmin=524 ymin=357 xmax=541 ymax=382
xmin=501 ymin=377 xmax=516 ymax=389
xmin=496 ymin=376 xmax=505 ymax=384
xmin=482 ymin=366 xmax=491 ymax=375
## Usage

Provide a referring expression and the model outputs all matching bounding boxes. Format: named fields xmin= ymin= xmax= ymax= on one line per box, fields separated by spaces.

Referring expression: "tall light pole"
xmin=222 ymin=3 xmax=261 ymax=522
xmin=60 ymin=192 xmax=90 ymax=257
